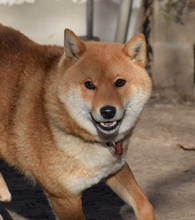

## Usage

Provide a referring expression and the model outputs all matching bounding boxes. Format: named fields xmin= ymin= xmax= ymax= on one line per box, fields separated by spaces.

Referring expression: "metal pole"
xmin=80 ymin=0 xmax=99 ymax=41
xmin=87 ymin=0 xmax=93 ymax=40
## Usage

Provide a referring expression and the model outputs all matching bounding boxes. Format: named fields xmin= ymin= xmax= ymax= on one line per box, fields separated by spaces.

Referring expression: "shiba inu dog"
xmin=0 ymin=24 xmax=155 ymax=220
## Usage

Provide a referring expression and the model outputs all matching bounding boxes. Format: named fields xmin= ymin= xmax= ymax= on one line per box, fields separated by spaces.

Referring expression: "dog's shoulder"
xmin=0 ymin=24 xmax=63 ymax=75
xmin=0 ymin=24 xmax=35 ymax=53
xmin=0 ymin=24 xmax=62 ymax=57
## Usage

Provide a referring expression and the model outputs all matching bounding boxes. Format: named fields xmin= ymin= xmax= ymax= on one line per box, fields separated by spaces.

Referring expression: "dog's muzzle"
xmin=91 ymin=105 xmax=122 ymax=132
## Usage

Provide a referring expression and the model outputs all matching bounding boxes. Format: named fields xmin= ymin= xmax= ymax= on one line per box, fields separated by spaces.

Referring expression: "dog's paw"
xmin=0 ymin=173 xmax=11 ymax=202
xmin=0 ymin=189 xmax=11 ymax=202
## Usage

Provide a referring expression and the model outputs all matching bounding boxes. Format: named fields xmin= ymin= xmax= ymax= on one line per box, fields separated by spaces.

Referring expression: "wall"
xmin=0 ymin=0 xmax=119 ymax=45
xmin=151 ymin=0 xmax=195 ymax=102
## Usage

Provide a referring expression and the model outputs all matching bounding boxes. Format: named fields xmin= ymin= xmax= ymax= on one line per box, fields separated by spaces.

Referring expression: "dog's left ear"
xmin=64 ymin=29 xmax=86 ymax=60
xmin=123 ymin=34 xmax=146 ymax=68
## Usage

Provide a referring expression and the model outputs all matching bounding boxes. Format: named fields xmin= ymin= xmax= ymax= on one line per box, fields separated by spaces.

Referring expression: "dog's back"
xmin=0 ymin=25 xmax=63 ymax=167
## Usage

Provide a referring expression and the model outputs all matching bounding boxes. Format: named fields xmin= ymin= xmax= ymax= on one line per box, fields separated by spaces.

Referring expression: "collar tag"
xmin=106 ymin=140 xmax=123 ymax=155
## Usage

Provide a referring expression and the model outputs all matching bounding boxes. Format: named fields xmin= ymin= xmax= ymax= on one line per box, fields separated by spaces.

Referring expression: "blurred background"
xmin=0 ymin=0 xmax=195 ymax=103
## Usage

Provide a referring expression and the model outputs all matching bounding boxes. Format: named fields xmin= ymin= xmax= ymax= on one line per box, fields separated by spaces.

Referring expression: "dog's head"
xmin=54 ymin=29 xmax=151 ymax=143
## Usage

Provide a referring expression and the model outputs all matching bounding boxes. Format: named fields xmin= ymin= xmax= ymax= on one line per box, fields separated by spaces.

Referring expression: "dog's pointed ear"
xmin=123 ymin=33 xmax=146 ymax=68
xmin=64 ymin=29 xmax=86 ymax=60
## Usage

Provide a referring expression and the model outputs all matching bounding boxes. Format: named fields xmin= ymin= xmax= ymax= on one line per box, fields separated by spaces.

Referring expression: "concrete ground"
xmin=127 ymin=101 xmax=195 ymax=220
xmin=0 ymin=101 xmax=194 ymax=220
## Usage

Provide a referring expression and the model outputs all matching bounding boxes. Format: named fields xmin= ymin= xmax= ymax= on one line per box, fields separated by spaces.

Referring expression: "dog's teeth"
xmin=100 ymin=121 xmax=117 ymax=127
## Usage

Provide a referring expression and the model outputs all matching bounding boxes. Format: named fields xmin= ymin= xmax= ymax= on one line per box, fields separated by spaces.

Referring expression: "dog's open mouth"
xmin=99 ymin=121 xmax=119 ymax=131
xmin=90 ymin=114 xmax=122 ymax=132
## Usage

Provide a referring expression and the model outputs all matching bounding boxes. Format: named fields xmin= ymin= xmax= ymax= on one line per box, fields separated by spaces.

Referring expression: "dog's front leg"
xmin=104 ymin=162 xmax=155 ymax=220
xmin=45 ymin=192 xmax=85 ymax=220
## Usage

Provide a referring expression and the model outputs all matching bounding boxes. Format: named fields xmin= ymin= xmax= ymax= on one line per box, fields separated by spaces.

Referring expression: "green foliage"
xmin=159 ymin=0 xmax=185 ymax=24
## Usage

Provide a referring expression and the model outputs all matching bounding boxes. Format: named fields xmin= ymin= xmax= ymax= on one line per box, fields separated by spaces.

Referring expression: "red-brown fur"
xmin=0 ymin=24 xmax=155 ymax=220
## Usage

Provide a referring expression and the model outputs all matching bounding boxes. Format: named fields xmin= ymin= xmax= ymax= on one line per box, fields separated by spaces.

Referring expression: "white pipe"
xmin=115 ymin=0 xmax=132 ymax=43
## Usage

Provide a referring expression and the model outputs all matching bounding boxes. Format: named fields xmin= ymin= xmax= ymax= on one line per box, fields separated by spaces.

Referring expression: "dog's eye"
xmin=115 ymin=79 xmax=126 ymax=88
xmin=84 ymin=81 xmax=96 ymax=90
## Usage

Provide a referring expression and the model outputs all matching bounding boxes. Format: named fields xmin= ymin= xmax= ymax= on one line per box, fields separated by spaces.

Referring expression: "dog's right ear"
xmin=64 ymin=29 xmax=86 ymax=60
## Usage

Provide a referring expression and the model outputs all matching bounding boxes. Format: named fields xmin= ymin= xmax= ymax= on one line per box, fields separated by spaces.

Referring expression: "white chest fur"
xmin=51 ymin=129 xmax=127 ymax=194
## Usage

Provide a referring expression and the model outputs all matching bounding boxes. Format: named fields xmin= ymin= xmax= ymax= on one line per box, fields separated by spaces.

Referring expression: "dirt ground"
xmin=0 ymin=101 xmax=194 ymax=220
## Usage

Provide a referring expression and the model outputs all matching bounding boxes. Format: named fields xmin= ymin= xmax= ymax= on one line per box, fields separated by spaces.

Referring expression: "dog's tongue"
xmin=115 ymin=140 xmax=123 ymax=155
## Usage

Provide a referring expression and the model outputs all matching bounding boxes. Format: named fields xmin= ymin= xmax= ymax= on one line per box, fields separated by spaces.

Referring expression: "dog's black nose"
xmin=100 ymin=105 xmax=116 ymax=119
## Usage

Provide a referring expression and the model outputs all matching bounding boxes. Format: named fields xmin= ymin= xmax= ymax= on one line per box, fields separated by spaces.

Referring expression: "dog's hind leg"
xmin=0 ymin=173 xmax=11 ymax=202
xmin=45 ymin=191 xmax=85 ymax=220
xmin=104 ymin=162 xmax=155 ymax=220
